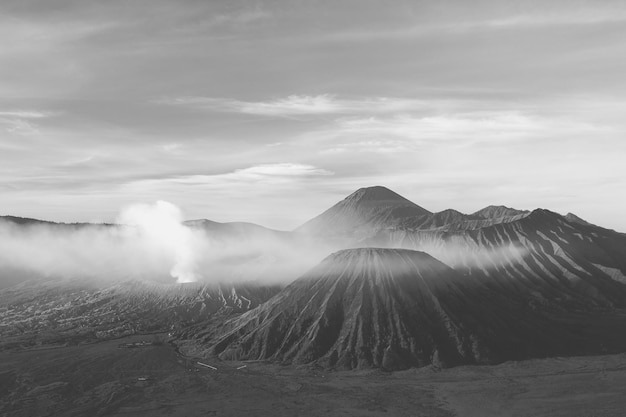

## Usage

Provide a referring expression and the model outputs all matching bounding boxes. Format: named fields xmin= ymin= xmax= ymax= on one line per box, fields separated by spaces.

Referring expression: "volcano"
xmin=186 ymin=248 xmax=476 ymax=370
xmin=180 ymin=248 xmax=626 ymax=370
xmin=295 ymin=186 xmax=431 ymax=237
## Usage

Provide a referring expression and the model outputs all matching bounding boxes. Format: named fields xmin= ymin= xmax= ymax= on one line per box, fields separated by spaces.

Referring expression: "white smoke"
xmin=0 ymin=201 xmax=209 ymax=285
xmin=116 ymin=201 xmax=200 ymax=284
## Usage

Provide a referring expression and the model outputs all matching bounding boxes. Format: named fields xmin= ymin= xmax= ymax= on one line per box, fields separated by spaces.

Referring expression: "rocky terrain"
xmin=0 ymin=279 xmax=279 ymax=350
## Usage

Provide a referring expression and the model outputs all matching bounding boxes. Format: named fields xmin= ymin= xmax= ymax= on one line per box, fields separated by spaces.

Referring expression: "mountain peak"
xmin=295 ymin=186 xmax=431 ymax=235
xmin=344 ymin=186 xmax=413 ymax=204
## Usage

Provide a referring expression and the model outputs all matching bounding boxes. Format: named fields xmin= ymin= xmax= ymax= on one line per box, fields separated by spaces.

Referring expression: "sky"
xmin=1 ymin=0 xmax=626 ymax=231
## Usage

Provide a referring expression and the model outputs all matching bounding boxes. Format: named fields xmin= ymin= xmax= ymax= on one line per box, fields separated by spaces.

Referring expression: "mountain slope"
xmin=181 ymin=249 xmax=480 ymax=369
xmin=370 ymin=209 xmax=626 ymax=308
xmin=178 ymin=248 xmax=626 ymax=370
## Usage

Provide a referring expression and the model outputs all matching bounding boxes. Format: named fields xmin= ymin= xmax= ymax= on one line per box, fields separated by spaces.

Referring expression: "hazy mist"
xmin=0 ymin=201 xmax=328 ymax=286
xmin=0 ymin=201 xmax=534 ymax=288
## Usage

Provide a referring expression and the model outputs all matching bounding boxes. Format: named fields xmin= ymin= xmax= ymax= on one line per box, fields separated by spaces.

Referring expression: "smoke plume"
xmin=117 ymin=201 xmax=200 ymax=283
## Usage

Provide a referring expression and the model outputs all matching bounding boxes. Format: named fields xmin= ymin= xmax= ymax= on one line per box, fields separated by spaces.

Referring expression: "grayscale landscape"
xmin=3 ymin=186 xmax=626 ymax=416
xmin=1 ymin=1 xmax=626 ymax=416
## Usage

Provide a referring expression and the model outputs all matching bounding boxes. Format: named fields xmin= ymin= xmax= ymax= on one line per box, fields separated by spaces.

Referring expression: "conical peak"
xmin=338 ymin=186 xmax=431 ymax=215
xmin=344 ymin=186 xmax=414 ymax=204
xmin=294 ymin=186 xmax=431 ymax=234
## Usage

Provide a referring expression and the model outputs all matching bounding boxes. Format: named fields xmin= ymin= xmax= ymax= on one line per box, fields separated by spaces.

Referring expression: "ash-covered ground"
xmin=2 ymin=333 xmax=626 ymax=417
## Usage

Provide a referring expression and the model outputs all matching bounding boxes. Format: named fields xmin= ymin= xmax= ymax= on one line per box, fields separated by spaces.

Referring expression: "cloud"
xmin=224 ymin=163 xmax=333 ymax=178
xmin=313 ymin=4 xmax=626 ymax=43
xmin=160 ymin=143 xmax=182 ymax=152
xmin=320 ymin=139 xmax=411 ymax=155
xmin=160 ymin=95 xmax=430 ymax=117
xmin=0 ymin=110 xmax=53 ymax=135
xmin=483 ymin=9 xmax=626 ymax=29
xmin=0 ymin=111 xmax=50 ymax=118
xmin=125 ymin=163 xmax=333 ymax=189
xmin=208 ymin=8 xmax=270 ymax=26
xmin=340 ymin=112 xmax=542 ymax=140
xmin=0 ymin=119 xmax=40 ymax=135
xmin=305 ymin=111 xmax=609 ymax=149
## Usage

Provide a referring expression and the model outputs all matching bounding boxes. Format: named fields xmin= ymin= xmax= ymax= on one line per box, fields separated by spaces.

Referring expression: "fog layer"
xmin=0 ymin=201 xmax=327 ymax=285
xmin=0 ymin=201 xmax=532 ymax=287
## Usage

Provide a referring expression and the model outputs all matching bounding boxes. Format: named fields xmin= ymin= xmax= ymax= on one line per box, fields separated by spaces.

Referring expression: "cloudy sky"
xmin=1 ymin=0 xmax=625 ymax=231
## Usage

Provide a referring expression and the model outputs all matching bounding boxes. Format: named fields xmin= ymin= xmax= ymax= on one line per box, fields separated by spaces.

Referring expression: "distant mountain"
xmin=0 ymin=215 xmax=56 ymax=225
xmin=295 ymin=186 xmax=431 ymax=237
xmin=185 ymin=219 xmax=290 ymax=241
xmin=295 ymin=189 xmax=537 ymax=237
xmin=178 ymin=248 xmax=626 ymax=370
xmin=0 ymin=215 xmax=111 ymax=229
